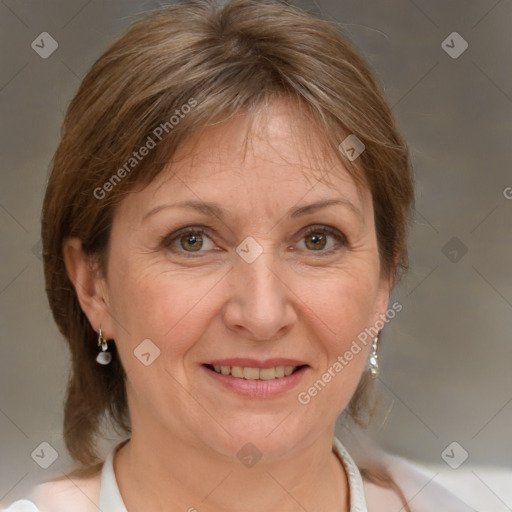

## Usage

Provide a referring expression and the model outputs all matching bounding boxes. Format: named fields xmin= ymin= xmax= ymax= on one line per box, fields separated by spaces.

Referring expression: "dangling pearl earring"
xmin=369 ymin=334 xmax=379 ymax=379
xmin=96 ymin=327 xmax=112 ymax=365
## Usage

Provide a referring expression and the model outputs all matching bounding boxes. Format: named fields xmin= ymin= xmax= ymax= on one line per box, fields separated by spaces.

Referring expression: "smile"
xmin=202 ymin=359 xmax=309 ymax=397
xmin=206 ymin=364 xmax=302 ymax=380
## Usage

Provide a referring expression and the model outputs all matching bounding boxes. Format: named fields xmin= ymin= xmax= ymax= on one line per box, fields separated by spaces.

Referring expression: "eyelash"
xmin=300 ymin=225 xmax=348 ymax=253
xmin=161 ymin=225 xmax=348 ymax=257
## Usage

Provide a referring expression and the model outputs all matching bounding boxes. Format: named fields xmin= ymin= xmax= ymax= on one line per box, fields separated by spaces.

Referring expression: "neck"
xmin=114 ymin=427 xmax=350 ymax=512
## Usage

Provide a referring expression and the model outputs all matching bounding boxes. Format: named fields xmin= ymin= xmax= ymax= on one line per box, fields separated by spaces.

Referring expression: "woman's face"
xmin=100 ymin=100 xmax=391 ymax=461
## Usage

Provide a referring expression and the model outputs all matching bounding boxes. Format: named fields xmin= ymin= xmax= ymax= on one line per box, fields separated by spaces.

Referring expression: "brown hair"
xmin=42 ymin=0 xmax=413 ymax=505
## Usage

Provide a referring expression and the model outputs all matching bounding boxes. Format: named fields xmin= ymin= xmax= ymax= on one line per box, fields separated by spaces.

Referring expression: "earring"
xmin=96 ymin=327 xmax=112 ymax=365
xmin=369 ymin=334 xmax=379 ymax=379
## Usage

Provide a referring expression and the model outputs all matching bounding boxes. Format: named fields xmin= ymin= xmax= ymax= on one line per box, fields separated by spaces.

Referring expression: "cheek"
xmin=299 ymin=265 xmax=381 ymax=344
xmin=293 ymin=263 xmax=380 ymax=408
xmin=107 ymin=257 xmax=222 ymax=361
xmin=297 ymin=275 xmax=376 ymax=410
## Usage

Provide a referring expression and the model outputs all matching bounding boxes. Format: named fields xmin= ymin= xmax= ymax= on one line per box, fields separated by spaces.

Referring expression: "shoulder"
xmin=362 ymin=453 xmax=478 ymax=512
xmin=3 ymin=473 xmax=102 ymax=512
xmin=2 ymin=499 xmax=40 ymax=512
xmin=34 ymin=474 xmax=101 ymax=512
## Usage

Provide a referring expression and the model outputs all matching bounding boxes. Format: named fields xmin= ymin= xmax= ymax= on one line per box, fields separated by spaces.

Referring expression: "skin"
xmin=64 ymin=99 xmax=392 ymax=511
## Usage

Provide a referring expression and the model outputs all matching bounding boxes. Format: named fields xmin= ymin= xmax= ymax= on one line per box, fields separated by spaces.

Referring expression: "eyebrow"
xmin=289 ymin=198 xmax=362 ymax=219
xmin=143 ymin=198 xmax=361 ymax=222
xmin=143 ymin=200 xmax=225 ymax=222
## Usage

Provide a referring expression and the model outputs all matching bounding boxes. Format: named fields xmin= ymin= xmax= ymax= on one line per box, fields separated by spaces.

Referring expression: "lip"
xmin=202 ymin=358 xmax=308 ymax=368
xmin=202 ymin=362 xmax=309 ymax=398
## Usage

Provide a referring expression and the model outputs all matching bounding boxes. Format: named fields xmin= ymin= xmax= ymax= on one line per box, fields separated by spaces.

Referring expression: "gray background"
xmin=1 ymin=0 xmax=511 ymax=507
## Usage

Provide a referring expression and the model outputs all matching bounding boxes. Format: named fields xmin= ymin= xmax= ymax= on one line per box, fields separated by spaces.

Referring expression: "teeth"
xmin=284 ymin=366 xmax=294 ymax=376
xmin=243 ymin=367 xmax=260 ymax=380
xmin=211 ymin=365 xmax=299 ymax=379
xmin=259 ymin=368 xmax=276 ymax=380
xmin=231 ymin=366 xmax=244 ymax=378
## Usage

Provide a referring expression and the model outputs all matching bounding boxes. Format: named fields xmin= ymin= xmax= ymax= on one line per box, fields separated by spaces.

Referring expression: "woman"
xmin=3 ymin=0 xmax=475 ymax=510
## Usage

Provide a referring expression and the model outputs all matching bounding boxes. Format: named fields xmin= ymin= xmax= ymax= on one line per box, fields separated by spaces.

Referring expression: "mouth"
xmin=204 ymin=364 xmax=307 ymax=380
xmin=201 ymin=358 xmax=310 ymax=397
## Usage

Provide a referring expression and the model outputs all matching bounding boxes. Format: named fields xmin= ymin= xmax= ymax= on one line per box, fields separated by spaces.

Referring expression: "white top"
xmin=2 ymin=437 xmax=475 ymax=511
xmin=2 ymin=437 xmax=367 ymax=512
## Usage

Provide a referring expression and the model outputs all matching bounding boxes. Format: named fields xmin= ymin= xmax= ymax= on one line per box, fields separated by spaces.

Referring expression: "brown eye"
xmin=163 ymin=227 xmax=216 ymax=255
xmin=180 ymin=233 xmax=203 ymax=251
xmin=304 ymin=232 xmax=327 ymax=250
xmin=296 ymin=226 xmax=347 ymax=254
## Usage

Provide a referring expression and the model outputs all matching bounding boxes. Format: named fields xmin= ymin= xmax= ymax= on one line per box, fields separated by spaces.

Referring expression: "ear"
xmin=63 ymin=237 xmax=114 ymax=338
xmin=370 ymin=249 xmax=400 ymax=330
xmin=371 ymin=274 xmax=391 ymax=328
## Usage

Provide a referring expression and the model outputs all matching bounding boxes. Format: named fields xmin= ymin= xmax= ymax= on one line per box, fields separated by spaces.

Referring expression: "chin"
xmin=201 ymin=415 xmax=315 ymax=463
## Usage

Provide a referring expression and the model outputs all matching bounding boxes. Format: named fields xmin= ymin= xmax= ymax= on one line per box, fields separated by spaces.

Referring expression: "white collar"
xmin=332 ymin=437 xmax=368 ymax=512
xmin=99 ymin=440 xmax=128 ymax=511
xmin=99 ymin=437 xmax=368 ymax=511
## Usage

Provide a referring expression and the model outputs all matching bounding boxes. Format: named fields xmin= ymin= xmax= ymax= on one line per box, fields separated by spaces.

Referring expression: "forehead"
xmin=120 ymin=99 xmax=371 ymax=219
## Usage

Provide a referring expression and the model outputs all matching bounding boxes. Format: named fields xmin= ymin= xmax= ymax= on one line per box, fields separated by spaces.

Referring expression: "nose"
xmin=222 ymin=253 xmax=297 ymax=341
